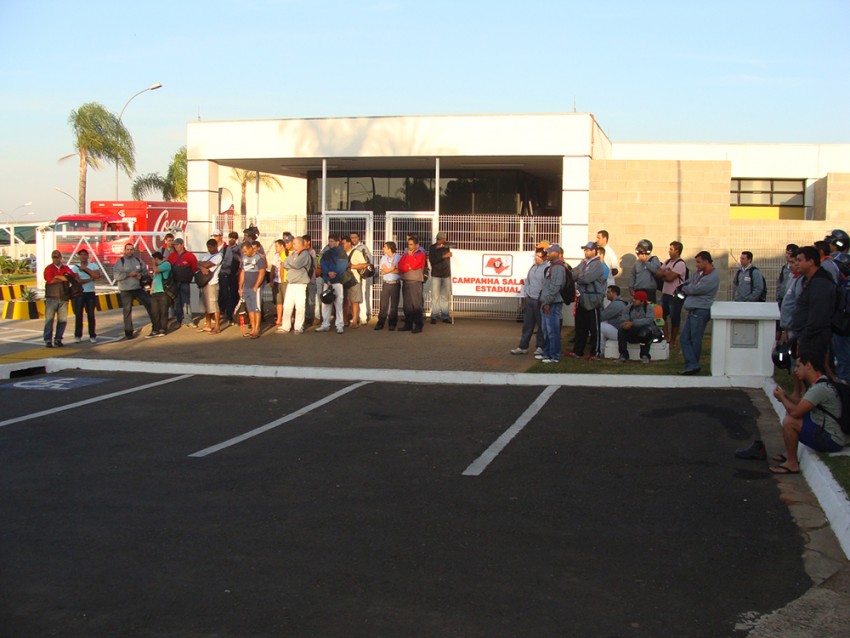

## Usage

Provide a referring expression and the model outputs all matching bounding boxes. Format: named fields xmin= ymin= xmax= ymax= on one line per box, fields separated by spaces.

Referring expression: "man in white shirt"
xmin=596 ymin=230 xmax=619 ymax=286
xmin=197 ymin=239 xmax=223 ymax=333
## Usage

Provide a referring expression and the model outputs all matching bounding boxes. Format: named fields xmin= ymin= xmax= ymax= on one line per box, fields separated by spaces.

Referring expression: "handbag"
xmin=339 ymin=268 xmax=357 ymax=290
xmin=172 ymin=264 xmax=194 ymax=283
xmin=233 ymin=298 xmax=248 ymax=317
xmin=194 ymin=269 xmax=213 ymax=288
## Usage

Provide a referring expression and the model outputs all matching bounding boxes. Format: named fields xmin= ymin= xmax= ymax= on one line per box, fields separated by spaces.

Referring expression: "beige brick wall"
xmin=589 ymin=160 xmax=732 ymax=298
xmin=827 ymin=173 xmax=850 ymax=222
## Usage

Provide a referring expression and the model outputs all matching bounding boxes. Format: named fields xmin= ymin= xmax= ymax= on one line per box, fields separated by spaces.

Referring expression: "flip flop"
xmin=249 ymin=334 xmax=260 ymax=339
xmin=769 ymin=464 xmax=800 ymax=475
xmin=209 ymin=329 xmax=220 ymax=334
xmin=771 ymin=454 xmax=788 ymax=463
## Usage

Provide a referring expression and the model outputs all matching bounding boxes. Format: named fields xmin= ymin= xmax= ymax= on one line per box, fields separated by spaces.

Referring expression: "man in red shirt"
xmin=398 ymin=234 xmax=427 ymax=333
xmin=43 ymin=250 xmax=78 ymax=348
xmin=167 ymin=238 xmax=199 ymax=327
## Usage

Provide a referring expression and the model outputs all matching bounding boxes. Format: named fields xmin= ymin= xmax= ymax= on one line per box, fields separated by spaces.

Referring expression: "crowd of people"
xmin=41 ymin=227 xmax=456 ymax=344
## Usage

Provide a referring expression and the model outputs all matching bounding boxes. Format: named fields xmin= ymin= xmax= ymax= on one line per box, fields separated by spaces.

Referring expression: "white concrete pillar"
xmin=187 ymin=160 xmax=219 ymax=252
xmin=560 ymin=155 xmax=591 ymax=265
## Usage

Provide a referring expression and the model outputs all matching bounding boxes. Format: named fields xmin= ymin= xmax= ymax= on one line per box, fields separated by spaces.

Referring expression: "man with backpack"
xmin=770 ymin=351 xmax=849 ymax=474
xmin=539 ymin=244 xmax=569 ymax=364
xmin=733 ymin=251 xmax=766 ymax=302
xmin=114 ymin=243 xmax=152 ymax=340
xmin=511 ymin=247 xmax=548 ymax=356
xmin=790 ymin=245 xmax=835 ymax=369
xmin=825 ymin=230 xmax=850 ymax=382
xmin=656 ymin=241 xmax=688 ymax=348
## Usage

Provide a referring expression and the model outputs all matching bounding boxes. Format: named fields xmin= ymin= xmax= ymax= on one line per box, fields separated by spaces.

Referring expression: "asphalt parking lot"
xmin=0 ymin=370 xmax=811 ymax=637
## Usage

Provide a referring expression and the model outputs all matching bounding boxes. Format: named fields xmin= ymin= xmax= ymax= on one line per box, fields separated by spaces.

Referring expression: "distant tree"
xmin=68 ymin=102 xmax=135 ymax=214
xmin=231 ymin=168 xmax=283 ymax=224
xmin=131 ymin=146 xmax=187 ymax=201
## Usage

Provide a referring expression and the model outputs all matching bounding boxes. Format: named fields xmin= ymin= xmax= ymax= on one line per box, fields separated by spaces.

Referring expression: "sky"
xmin=1 ymin=0 xmax=848 ymax=222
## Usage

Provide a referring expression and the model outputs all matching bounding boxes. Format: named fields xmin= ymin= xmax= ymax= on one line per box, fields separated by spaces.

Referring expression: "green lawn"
xmin=527 ymin=328 xmax=711 ymax=375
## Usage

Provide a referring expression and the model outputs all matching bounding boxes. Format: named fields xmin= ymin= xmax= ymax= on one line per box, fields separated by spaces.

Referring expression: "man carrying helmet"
xmin=826 ymin=229 xmax=850 ymax=381
xmin=630 ymin=239 xmax=662 ymax=303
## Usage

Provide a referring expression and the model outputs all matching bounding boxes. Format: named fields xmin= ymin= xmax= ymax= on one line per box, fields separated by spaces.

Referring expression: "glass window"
xmin=739 ymin=193 xmax=771 ymax=205
xmin=731 ymin=178 xmax=805 ymax=207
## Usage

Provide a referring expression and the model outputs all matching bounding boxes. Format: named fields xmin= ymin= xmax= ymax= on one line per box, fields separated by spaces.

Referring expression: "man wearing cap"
xmin=429 ymin=232 xmax=453 ymax=324
xmin=539 ymin=244 xmax=568 ymax=363
xmin=569 ymin=242 xmax=606 ymax=360
xmin=167 ymin=238 xmax=198 ymax=328
xmin=212 ymin=229 xmax=224 ymax=250
xmin=616 ymin=291 xmax=661 ymax=364
xmin=511 ymin=247 xmax=548 ymax=356
xmin=42 ymin=250 xmax=79 ymax=347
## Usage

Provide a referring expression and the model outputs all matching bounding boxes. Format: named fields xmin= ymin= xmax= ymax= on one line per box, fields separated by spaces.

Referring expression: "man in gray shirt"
xmin=114 ymin=243 xmax=152 ymax=339
xmin=679 ymin=250 xmax=720 ymax=375
xmin=539 ymin=244 xmax=568 ymax=363
xmin=512 ymin=247 xmax=548 ymax=356
xmin=733 ymin=251 xmax=766 ymax=302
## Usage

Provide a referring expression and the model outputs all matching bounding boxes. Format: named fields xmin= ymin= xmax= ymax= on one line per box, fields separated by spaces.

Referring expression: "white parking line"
xmin=0 ymin=374 xmax=194 ymax=428
xmin=462 ymin=385 xmax=559 ymax=477
xmin=189 ymin=381 xmax=372 ymax=458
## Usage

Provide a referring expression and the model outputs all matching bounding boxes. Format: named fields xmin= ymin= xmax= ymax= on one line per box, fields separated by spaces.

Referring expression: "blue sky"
xmin=1 ymin=0 xmax=848 ymax=221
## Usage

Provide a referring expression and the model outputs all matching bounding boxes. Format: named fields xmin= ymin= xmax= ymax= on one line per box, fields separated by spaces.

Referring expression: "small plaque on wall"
xmin=731 ymin=320 xmax=758 ymax=348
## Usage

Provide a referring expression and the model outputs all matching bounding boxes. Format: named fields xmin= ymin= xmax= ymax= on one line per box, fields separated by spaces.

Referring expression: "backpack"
xmin=656 ymin=258 xmax=689 ymax=292
xmin=735 ymin=266 xmax=767 ymax=302
xmin=162 ymin=266 xmax=179 ymax=300
xmin=815 ymin=377 xmax=850 ymax=435
xmin=830 ymin=259 xmax=850 ymax=336
xmin=546 ymin=261 xmax=575 ymax=305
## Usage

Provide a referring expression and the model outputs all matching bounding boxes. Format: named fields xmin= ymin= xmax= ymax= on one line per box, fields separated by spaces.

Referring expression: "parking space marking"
xmin=462 ymin=385 xmax=559 ymax=477
xmin=0 ymin=374 xmax=194 ymax=429
xmin=189 ymin=381 xmax=372 ymax=458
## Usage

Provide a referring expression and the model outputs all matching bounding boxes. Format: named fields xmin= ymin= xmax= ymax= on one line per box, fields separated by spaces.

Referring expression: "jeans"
xmin=71 ymin=291 xmax=96 ymax=339
xmin=174 ymin=282 xmax=191 ymax=324
xmin=306 ymin=279 xmax=317 ymax=324
xmin=43 ymin=297 xmax=68 ymax=343
xmin=681 ymin=307 xmax=711 ymax=371
xmin=150 ymin=292 xmax=170 ymax=333
xmin=401 ymin=280 xmax=424 ymax=329
xmin=541 ymin=302 xmax=563 ymax=360
xmin=832 ymin=333 xmax=850 ymax=383
xmin=321 ymin=282 xmax=345 ymax=329
xmin=218 ymin=272 xmax=238 ymax=321
xmin=430 ymin=276 xmax=451 ymax=319
xmin=661 ymin=293 xmax=683 ymax=327
xmin=378 ymin=281 xmax=400 ymax=327
xmin=519 ymin=298 xmax=544 ymax=350
xmin=119 ymin=288 xmax=152 ymax=336
xmin=618 ymin=326 xmax=652 ymax=359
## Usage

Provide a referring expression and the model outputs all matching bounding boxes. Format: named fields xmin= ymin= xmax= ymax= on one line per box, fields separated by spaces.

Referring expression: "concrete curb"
xmin=763 ymin=378 xmax=850 ymax=559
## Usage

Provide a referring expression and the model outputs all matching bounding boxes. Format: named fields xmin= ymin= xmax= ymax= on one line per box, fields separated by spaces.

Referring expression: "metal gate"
xmin=385 ymin=211 xmax=438 ymax=249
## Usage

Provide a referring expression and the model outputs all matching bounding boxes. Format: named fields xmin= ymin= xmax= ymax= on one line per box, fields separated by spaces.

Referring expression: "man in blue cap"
xmin=539 ymin=244 xmax=568 ymax=363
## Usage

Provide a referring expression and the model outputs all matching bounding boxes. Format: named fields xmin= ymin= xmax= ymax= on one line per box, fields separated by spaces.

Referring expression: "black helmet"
xmin=635 ymin=239 xmax=653 ymax=255
xmin=320 ymin=286 xmax=336 ymax=304
xmin=826 ymin=229 xmax=850 ymax=251
xmin=772 ymin=342 xmax=792 ymax=370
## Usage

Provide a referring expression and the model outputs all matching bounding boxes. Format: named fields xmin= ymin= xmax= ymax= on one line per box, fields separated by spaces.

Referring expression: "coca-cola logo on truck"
xmin=154 ymin=210 xmax=188 ymax=233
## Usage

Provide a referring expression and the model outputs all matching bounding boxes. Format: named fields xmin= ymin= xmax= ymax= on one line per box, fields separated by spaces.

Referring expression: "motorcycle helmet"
xmin=320 ymin=287 xmax=336 ymax=304
xmin=772 ymin=341 xmax=792 ymax=371
xmin=825 ymin=229 xmax=850 ymax=251
xmin=635 ymin=239 xmax=653 ymax=255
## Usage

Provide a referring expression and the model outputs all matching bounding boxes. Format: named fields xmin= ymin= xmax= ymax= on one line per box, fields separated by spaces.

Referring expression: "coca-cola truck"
xmin=53 ymin=201 xmax=188 ymax=265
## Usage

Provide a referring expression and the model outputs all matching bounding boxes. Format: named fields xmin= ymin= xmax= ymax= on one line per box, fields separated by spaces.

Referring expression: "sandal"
xmin=771 ymin=454 xmax=787 ymax=463
xmin=209 ymin=329 xmax=220 ymax=334
xmin=769 ymin=464 xmax=800 ymax=475
xmin=249 ymin=333 xmax=260 ymax=339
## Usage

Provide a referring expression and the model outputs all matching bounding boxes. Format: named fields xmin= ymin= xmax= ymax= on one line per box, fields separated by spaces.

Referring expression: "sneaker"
xmin=430 ymin=317 xmax=437 ymax=324
xmin=566 ymin=352 xmax=580 ymax=358
xmin=293 ymin=330 xmax=303 ymax=335
xmin=277 ymin=328 xmax=290 ymax=333
xmin=54 ymin=341 xmax=63 ymax=348
xmin=583 ymin=354 xmax=598 ymax=361
xmin=640 ymin=356 xmax=651 ymax=364
xmin=90 ymin=337 xmax=97 ymax=343
xmin=336 ymin=327 xmax=344 ymax=334
xmin=156 ymin=331 xmax=166 ymax=337
xmin=443 ymin=318 xmax=452 ymax=324
xmin=534 ymin=347 xmax=544 ymax=356
xmin=44 ymin=341 xmax=53 ymax=348
xmin=735 ymin=440 xmax=766 ymax=460
xmin=74 ymin=337 xmax=82 ymax=343
xmin=534 ymin=354 xmax=545 ymax=360
xmin=615 ymin=356 xmax=628 ymax=363
xmin=541 ymin=358 xmax=559 ymax=364
xmin=315 ymin=325 xmax=330 ymax=332
xmin=145 ymin=333 xmax=156 ymax=339
xmin=510 ymin=348 xmax=528 ymax=355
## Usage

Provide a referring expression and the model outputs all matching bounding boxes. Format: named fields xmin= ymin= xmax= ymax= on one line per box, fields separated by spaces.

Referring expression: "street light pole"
xmin=115 ymin=83 xmax=163 ymax=199
xmin=55 ymin=187 xmax=78 ymax=209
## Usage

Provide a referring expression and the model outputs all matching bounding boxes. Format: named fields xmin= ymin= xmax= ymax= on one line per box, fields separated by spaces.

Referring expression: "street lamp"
xmin=115 ymin=82 xmax=163 ymax=198
xmin=55 ymin=187 xmax=78 ymax=208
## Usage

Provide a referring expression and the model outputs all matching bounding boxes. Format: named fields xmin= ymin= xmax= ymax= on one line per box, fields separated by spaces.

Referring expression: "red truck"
xmin=54 ymin=201 xmax=188 ymax=265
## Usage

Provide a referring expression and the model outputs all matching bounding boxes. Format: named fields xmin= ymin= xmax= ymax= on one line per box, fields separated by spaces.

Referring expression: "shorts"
xmin=661 ymin=293 xmax=683 ymax=327
xmin=800 ymin=413 xmax=844 ymax=453
xmin=345 ymin=280 xmax=363 ymax=303
xmin=203 ymin=283 xmax=220 ymax=313
xmin=273 ymin=282 xmax=287 ymax=305
xmin=245 ymin=287 xmax=263 ymax=313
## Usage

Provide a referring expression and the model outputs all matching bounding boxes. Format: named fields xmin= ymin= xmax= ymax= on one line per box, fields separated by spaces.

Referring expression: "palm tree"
xmin=231 ymin=168 xmax=283 ymax=227
xmin=131 ymin=146 xmax=187 ymax=201
xmin=68 ymin=102 xmax=135 ymax=214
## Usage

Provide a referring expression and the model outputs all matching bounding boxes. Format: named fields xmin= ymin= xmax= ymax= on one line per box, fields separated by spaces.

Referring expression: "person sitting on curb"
xmin=615 ymin=290 xmax=662 ymax=363
xmin=599 ymin=285 xmax=628 ymax=356
xmin=770 ymin=351 xmax=849 ymax=474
